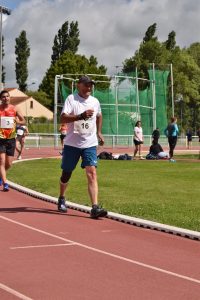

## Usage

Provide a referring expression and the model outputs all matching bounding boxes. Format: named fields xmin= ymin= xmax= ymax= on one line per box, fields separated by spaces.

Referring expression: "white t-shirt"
xmin=61 ymin=93 xmax=101 ymax=148
xmin=134 ymin=126 xmax=143 ymax=141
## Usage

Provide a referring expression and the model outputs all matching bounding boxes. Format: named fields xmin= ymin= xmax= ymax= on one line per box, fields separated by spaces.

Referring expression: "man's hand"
xmin=81 ymin=109 xmax=94 ymax=120
xmin=98 ymin=133 xmax=104 ymax=146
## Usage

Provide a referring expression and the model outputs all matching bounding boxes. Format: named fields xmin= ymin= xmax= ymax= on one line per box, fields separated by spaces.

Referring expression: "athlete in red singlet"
xmin=0 ymin=90 xmax=25 ymax=191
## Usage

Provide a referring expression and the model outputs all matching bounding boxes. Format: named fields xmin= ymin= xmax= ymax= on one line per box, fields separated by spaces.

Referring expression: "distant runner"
xmin=0 ymin=90 xmax=25 ymax=191
xmin=16 ymin=124 xmax=29 ymax=160
xmin=59 ymin=123 xmax=67 ymax=151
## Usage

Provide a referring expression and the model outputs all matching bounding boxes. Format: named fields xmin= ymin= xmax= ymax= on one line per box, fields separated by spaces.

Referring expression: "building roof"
xmin=10 ymin=96 xmax=30 ymax=105
xmin=2 ymin=87 xmax=53 ymax=119
xmin=5 ymin=88 xmax=17 ymax=92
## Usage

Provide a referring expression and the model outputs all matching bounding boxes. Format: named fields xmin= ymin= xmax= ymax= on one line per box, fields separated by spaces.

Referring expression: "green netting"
xmin=60 ymin=82 xmax=71 ymax=101
xmin=59 ymin=70 xmax=169 ymax=135
xmin=139 ymin=87 xmax=153 ymax=135
xmin=148 ymin=69 xmax=169 ymax=135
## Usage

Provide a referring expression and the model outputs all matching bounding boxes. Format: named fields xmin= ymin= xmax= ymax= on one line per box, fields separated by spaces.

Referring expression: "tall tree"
xmin=187 ymin=42 xmax=200 ymax=67
xmin=51 ymin=21 xmax=80 ymax=64
xmin=165 ymin=31 xmax=176 ymax=50
xmin=123 ymin=39 xmax=169 ymax=79
xmin=122 ymin=24 xmax=200 ymax=131
xmin=68 ymin=21 xmax=80 ymax=54
xmin=15 ymin=30 xmax=30 ymax=91
xmin=143 ymin=23 xmax=157 ymax=43
xmin=40 ymin=51 xmax=107 ymax=104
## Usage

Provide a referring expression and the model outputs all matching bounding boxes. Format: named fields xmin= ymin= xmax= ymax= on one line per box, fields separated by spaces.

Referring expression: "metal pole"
xmin=181 ymin=100 xmax=183 ymax=135
xmin=0 ymin=6 xmax=11 ymax=91
xmin=0 ymin=7 xmax=3 ymax=91
xmin=115 ymin=76 xmax=119 ymax=136
xmin=152 ymin=63 xmax=156 ymax=129
xmin=54 ymin=75 xmax=58 ymax=148
xmin=135 ymin=67 xmax=140 ymax=119
xmin=170 ymin=63 xmax=174 ymax=117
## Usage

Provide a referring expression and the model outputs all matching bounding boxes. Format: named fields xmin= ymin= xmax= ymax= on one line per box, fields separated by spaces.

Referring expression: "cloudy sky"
xmin=1 ymin=0 xmax=200 ymax=90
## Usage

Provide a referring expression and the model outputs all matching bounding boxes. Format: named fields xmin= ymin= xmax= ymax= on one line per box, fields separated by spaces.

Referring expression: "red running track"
xmin=0 ymin=148 xmax=200 ymax=299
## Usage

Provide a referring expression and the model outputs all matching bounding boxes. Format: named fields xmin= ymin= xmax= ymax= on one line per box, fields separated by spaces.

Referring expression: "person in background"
xmin=133 ymin=120 xmax=144 ymax=160
xmin=147 ymin=140 xmax=168 ymax=159
xmin=186 ymin=128 xmax=192 ymax=149
xmin=164 ymin=116 xmax=179 ymax=162
xmin=59 ymin=123 xmax=67 ymax=150
xmin=196 ymin=127 xmax=200 ymax=143
xmin=15 ymin=124 xmax=29 ymax=160
xmin=0 ymin=90 xmax=25 ymax=191
xmin=152 ymin=127 xmax=160 ymax=143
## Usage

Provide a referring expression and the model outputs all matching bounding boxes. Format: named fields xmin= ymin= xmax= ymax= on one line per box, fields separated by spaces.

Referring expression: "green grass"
xmin=176 ymin=154 xmax=199 ymax=159
xmin=8 ymin=159 xmax=200 ymax=231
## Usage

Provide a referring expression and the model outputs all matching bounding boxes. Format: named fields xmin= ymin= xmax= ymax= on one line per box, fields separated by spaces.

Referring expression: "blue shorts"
xmin=61 ymin=145 xmax=98 ymax=172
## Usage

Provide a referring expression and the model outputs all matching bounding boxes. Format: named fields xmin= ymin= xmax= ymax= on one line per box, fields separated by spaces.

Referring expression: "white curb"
xmin=8 ymin=158 xmax=200 ymax=241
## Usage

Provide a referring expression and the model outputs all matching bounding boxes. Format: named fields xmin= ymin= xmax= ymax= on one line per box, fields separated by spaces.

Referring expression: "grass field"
xmin=8 ymin=158 xmax=200 ymax=231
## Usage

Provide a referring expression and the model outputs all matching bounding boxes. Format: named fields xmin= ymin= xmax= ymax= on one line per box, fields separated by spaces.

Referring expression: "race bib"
xmin=0 ymin=117 xmax=15 ymax=129
xmin=61 ymin=130 xmax=67 ymax=135
xmin=17 ymin=129 xmax=24 ymax=136
xmin=74 ymin=119 xmax=95 ymax=135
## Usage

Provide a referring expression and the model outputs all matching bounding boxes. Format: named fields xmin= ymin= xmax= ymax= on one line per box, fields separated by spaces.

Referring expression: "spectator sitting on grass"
xmin=146 ymin=140 xmax=168 ymax=159
xmin=152 ymin=127 xmax=160 ymax=143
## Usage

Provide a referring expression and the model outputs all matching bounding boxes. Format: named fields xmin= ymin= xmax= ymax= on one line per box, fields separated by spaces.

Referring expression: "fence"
xmin=24 ymin=133 xmax=200 ymax=149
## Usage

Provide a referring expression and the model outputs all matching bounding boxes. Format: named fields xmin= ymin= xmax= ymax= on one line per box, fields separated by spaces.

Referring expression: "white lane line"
xmin=1 ymin=215 xmax=200 ymax=285
xmin=10 ymin=243 xmax=76 ymax=250
xmin=0 ymin=282 xmax=33 ymax=300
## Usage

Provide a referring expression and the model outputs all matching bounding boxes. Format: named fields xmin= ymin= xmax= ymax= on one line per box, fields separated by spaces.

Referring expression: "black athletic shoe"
xmin=90 ymin=205 xmax=108 ymax=219
xmin=58 ymin=197 xmax=67 ymax=212
xmin=3 ymin=183 xmax=9 ymax=192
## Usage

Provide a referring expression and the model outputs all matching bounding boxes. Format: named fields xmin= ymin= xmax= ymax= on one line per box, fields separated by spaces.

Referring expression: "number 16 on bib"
xmin=74 ymin=119 xmax=95 ymax=135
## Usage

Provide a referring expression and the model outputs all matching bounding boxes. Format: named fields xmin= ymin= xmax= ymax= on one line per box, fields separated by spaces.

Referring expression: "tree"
xmin=187 ymin=42 xmax=200 ymax=68
xmin=122 ymin=24 xmax=200 ymax=131
xmin=15 ymin=30 xmax=30 ymax=91
xmin=51 ymin=21 xmax=80 ymax=64
xmin=40 ymin=51 xmax=107 ymax=103
xmin=143 ymin=23 xmax=157 ymax=43
xmin=68 ymin=21 xmax=80 ymax=54
xmin=169 ymin=49 xmax=200 ymax=131
xmin=123 ymin=39 xmax=169 ymax=81
xmin=164 ymin=31 xmax=176 ymax=50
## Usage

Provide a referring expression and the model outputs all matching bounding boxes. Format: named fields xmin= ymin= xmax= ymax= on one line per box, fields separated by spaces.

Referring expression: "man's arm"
xmin=61 ymin=110 xmax=94 ymax=124
xmin=25 ymin=126 xmax=29 ymax=135
xmin=61 ymin=113 xmax=80 ymax=124
xmin=174 ymin=124 xmax=179 ymax=135
xmin=16 ymin=107 xmax=26 ymax=125
xmin=96 ymin=114 xmax=104 ymax=145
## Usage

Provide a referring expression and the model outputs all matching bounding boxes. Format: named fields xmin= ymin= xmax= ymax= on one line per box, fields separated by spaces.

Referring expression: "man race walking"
xmin=58 ymin=76 xmax=107 ymax=219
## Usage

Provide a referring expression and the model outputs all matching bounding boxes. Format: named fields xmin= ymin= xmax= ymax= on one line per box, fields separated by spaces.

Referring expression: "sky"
xmin=1 ymin=0 xmax=200 ymax=90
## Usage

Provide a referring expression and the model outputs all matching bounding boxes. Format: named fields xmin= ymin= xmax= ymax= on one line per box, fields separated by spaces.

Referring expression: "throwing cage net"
xmin=54 ymin=68 xmax=170 ymax=137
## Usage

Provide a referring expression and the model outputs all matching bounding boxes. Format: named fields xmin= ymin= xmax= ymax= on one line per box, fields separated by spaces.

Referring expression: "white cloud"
xmin=2 ymin=0 xmax=200 ymax=90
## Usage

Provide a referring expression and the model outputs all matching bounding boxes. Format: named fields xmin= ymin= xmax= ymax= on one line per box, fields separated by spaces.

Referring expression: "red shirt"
xmin=0 ymin=104 xmax=17 ymax=139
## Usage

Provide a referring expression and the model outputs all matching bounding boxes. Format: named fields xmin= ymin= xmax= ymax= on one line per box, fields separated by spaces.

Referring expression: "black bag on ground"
xmin=118 ymin=153 xmax=132 ymax=160
xmin=98 ymin=151 xmax=113 ymax=160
